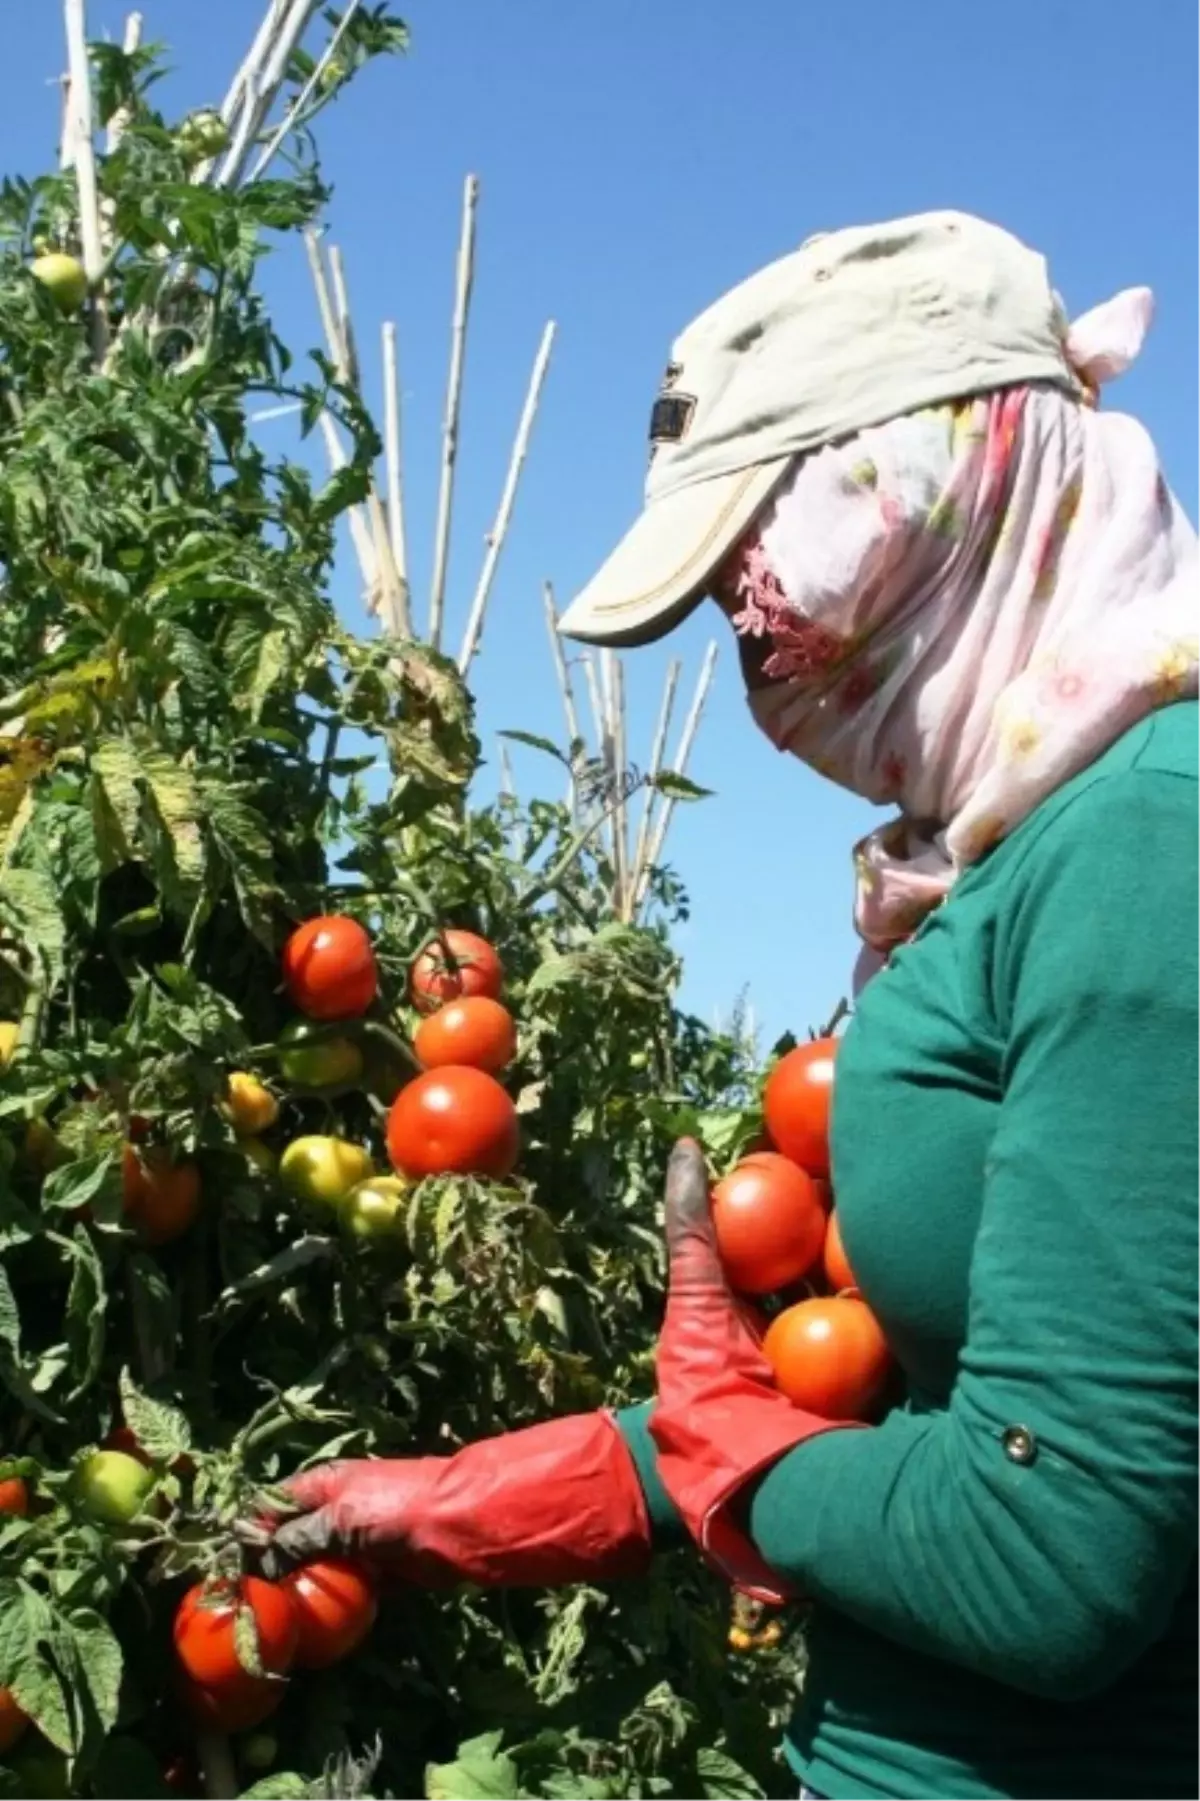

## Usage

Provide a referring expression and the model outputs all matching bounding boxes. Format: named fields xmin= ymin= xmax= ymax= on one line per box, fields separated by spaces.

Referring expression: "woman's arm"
xmin=746 ymin=770 xmax=1198 ymax=1700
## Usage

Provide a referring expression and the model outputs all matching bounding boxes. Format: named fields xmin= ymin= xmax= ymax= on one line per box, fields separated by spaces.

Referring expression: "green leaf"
xmin=426 ymin=1733 xmax=520 ymax=1801
xmin=498 ymin=730 xmax=569 ymax=766
xmin=65 ymin=1232 xmax=106 ymax=1396
xmin=42 ymin=1150 xmax=117 ymax=1218
xmin=240 ymin=1779 xmax=313 ymax=1801
xmin=647 ymin=770 xmax=714 ymax=802
xmin=63 ymin=1607 xmax=123 ymax=1744
xmin=0 ymin=869 xmax=65 ymax=991
xmin=0 ymin=1268 xmax=21 ymax=1358
xmin=118 ymin=1368 xmax=193 ymax=1460
xmin=696 ymin=1747 xmax=766 ymax=1799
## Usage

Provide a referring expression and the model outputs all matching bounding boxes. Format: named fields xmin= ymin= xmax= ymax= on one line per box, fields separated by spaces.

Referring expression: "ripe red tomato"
xmin=823 ymin=1210 xmax=859 ymax=1294
xmin=711 ymin=1153 xmax=826 ymax=1295
xmin=122 ymin=1146 xmax=201 ymax=1245
xmin=0 ymin=1687 xmax=28 ymax=1754
xmin=173 ymin=1576 xmax=297 ymax=1691
xmin=283 ymin=1559 xmax=378 ymax=1669
xmin=763 ymin=1295 xmax=891 ymax=1421
xmin=282 ymin=916 xmax=378 ymax=1021
xmin=763 ymin=1037 xmax=839 ymax=1179
xmin=409 ymin=930 xmax=503 ymax=1013
xmin=178 ymin=1670 xmax=283 ymax=1736
xmin=413 ymin=996 xmax=516 ymax=1074
xmin=387 ymin=1066 xmax=519 ymax=1180
xmin=0 ymin=1476 xmax=28 ymax=1516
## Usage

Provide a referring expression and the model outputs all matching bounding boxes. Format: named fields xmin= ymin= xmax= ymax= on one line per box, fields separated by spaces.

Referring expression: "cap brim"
xmin=557 ymin=457 xmax=792 ymax=647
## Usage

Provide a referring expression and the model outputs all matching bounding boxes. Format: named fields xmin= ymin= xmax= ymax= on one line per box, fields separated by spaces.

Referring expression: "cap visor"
xmin=558 ymin=458 xmax=791 ymax=647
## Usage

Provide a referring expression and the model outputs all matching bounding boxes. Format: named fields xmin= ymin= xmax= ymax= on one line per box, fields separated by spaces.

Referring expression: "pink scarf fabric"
xmin=718 ymin=288 xmax=1197 ymax=986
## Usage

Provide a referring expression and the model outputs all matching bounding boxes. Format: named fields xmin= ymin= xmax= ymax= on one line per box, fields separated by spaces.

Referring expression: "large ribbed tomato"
xmin=387 ymin=1066 xmax=519 ymax=1179
xmin=409 ymin=930 xmax=503 ymax=1013
xmin=763 ymin=1037 xmax=839 ymax=1179
xmin=282 ymin=916 xmax=377 ymax=1021
xmin=413 ymin=996 xmax=516 ymax=1074
xmin=763 ymin=1295 xmax=890 ymax=1420
xmin=173 ymin=1577 xmax=297 ymax=1691
xmin=283 ymin=1559 xmax=378 ymax=1669
xmin=711 ymin=1152 xmax=827 ymax=1295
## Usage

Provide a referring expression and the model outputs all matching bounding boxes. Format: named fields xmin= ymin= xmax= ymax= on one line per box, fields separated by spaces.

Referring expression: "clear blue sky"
xmin=3 ymin=2 xmax=1195 ymax=1046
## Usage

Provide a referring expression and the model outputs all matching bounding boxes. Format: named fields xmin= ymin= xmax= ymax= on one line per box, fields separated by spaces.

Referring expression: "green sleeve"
xmin=614 ymin=1401 xmax=687 ymax=1547
xmin=746 ymin=771 xmax=1199 ymax=1701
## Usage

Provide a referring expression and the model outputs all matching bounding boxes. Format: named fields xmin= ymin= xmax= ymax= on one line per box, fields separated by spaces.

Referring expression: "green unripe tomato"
xmin=30 ymin=253 xmax=87 ymax=314
xmin=279 ymin=1136 xmax=374 ymax=1208
xmin=277 ymin=1020 xmax=364 ymax=1089
xmin=341 ymin=1176 xmax=409 ymax=1242
xmin=72 ymin=1449 xmax=155 ymax=1525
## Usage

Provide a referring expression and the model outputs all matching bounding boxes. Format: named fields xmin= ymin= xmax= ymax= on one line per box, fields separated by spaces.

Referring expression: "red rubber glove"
xmin=264 ymin=1411 xmax=652 ymax=1587
xmin=649 ymin=1138 xmax=864 ymax=1605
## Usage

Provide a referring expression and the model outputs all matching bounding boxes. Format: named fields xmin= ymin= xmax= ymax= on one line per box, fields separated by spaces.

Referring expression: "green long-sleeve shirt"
xmin=618 ymin=701 xmax=1199 ymax=1801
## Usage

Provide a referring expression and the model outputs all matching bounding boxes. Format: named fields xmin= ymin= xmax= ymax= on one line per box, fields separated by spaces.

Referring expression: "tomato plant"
xmin=763 ymin=1037 xmax=839 ymax=1179
xmin=387 ymin=1066 xmax=520 ymax=1179
xmin=0 ymin=17 xmax=808 ymax=1800
xmin=410 ymin=929 xmax=504 ymax=1012
xmin=414 ymin=995 xmax=517 ymax=1073
xmin=763 ymin=1296 xmax=891 ymax=1420
xmin=711 ymin=1152 xmax=827 ymax=1295
xmin=282 ymin=916 xmax=379 ymax=1022
xmin=283 ymin=1560 xmax=378 ymax=1669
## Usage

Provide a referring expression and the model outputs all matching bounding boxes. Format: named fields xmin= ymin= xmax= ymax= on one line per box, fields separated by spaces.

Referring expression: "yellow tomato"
xmin=222 ymin=1072 xmax=280 ymax=1137
xmin=0 ymin=1022 xmax=20 ymax=1071
xmin=279 ymin=1136 xmax=374 ymax=1208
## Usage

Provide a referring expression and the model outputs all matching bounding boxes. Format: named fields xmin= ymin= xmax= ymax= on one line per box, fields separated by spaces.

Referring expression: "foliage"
xmin=0 ymin=23 xmax=801 ymax=1801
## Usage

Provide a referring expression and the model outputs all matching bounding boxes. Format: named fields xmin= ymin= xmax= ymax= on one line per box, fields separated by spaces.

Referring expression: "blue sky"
xmin=2 ymin=2 xmax=1195 ymax=1046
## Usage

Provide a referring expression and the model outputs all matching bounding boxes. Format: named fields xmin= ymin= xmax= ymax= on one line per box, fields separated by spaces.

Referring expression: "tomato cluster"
xmin=713 ymin=1036 xmax=892 ymax=1424
xmin=173 ymin=1558 xmax=377 ymax=1733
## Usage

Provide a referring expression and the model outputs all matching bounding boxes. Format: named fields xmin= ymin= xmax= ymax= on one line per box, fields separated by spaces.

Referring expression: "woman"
xmin=264 ymin=213 xmax=1198 ymax=1801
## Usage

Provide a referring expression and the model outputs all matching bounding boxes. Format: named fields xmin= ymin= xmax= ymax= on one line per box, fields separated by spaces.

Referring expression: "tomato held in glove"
xmin=763 ymin=1295 xmax=890 ymax=1421
xmin=763 ymin=1037 xmax=839 ymax=1180
xmin=283 ymin=1558 xmax=378 ymax=1668
xmin=413 ymin=996 xmax=516 ymax=1074
xmin=409 ymin=930 xmax=503 ymax=1013
xmin=387 ymin=1066 xmax=519 ymax=1180
xmin=122 ymin=1146 xmax=201 ymax=1245
xmin=711 ymin=1153 xmax=826 ymax=1296
xmin=174 ymin=1576 xmax=298 ymax=1691
xmin=0 ymin=1688 xmax=28 ymax=1754
xmin=822 ymin=1210 xmax=859 ymax=1294
xmin=277 ymin=1020 xmax=364 ymax=1089
xmin=282 ymin=916 xmax=378 ymax=1021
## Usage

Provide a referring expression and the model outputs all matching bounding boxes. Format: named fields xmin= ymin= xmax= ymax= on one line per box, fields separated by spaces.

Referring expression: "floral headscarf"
xmin=716 ymin=287 xmax=1197 ymax=984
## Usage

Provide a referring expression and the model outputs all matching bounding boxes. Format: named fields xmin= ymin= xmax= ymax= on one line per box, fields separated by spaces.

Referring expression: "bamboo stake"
xmin=219 ymin=0 xmax=292 ymax=124
xmin=63 ymin=0 xmax=108 ymax=358
xmin=603 ymin=651 xmax=630 ymax=916
xmin=634 ymin=641 xmax=718 ymax=917
xmin=318 ymin=414 xmax=377 ymax=596
xmin=327 ymin=244 xmax=360 ymax=386
xmin=541 ymin=581 xmax=583 ymax=816
xmin=247 ymin=0 xmax=363 ymax=184
xmin=105 ymin=13 xmax=142 ymax=153
xmin=457 ymin=319 xmax=556 ymax=674
xmin=381 ymin=322 xmax=409 ymax=588
xmin=629 ymin=656 xmax=681 ymax=909
xmin=428 ymin=174 xmax=479 ymax=651
xmin=216 ymin=0 xmax=322 ymax=191
xmin=58 ymin=75 xmax=74 ymax=171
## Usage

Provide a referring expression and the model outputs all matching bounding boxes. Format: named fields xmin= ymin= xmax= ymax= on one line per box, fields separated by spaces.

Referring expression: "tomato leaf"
xmin=42 ymin=1150 xmax=118 ymax=1218
xmin=425 ymin=1733 xmax=520 ymax=1801
xmin=696 ymin=1747 xmax=765 ymax=1799
xmin=118 ymin=1370 xmax=193 ymax=1459
xmin=64 ymin=1232 xmax=107 ymax=1396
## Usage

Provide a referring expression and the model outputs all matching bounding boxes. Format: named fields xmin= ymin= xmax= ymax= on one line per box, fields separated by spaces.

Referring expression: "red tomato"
xmin=282 ymin=916 xmax=378 ymax=1021
xmin=0 ymin=1688 xmax=28 ymax=1754
xmin=823 ymin=1210 xmax=859 ymax=1294
xmin=122 ymin=1146 xmax=201 ymax=1245
xmin=763 ymin=1037 xmax=839 ymax=1180
xmin=763 ymin=1295 xmax=891 ymax=1421
xmin=409 ymin=930 xmax=503 ymax=1014
xmin=711 ymin=1153 xmax=827 ymax=1296
xmin=0 ymin=1476 xmax=28 ymax=1517
xmin=178 ymin=1670 xmax=284 ymax=1735
xmin=173 ymin=1576 xmax=297 ymax=1691
xmin=283 ymin=1559 xmax=378 ymax=1669
xmin=413 ymin=996 xmax=516 ymax=1074
xmin=387 ymin=1066 xmax=519 ymax=1180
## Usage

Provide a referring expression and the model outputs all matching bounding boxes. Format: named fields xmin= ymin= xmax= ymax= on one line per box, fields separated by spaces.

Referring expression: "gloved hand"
xmin=260 ymin=1411 xmax=653 ymax=1588
xmin=649 ymin=1139 xmax=864 ymax=1604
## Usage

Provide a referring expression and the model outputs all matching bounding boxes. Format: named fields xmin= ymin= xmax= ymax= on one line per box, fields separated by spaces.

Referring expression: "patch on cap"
xmin=649 ymin=360 xmax=695 ymax=461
